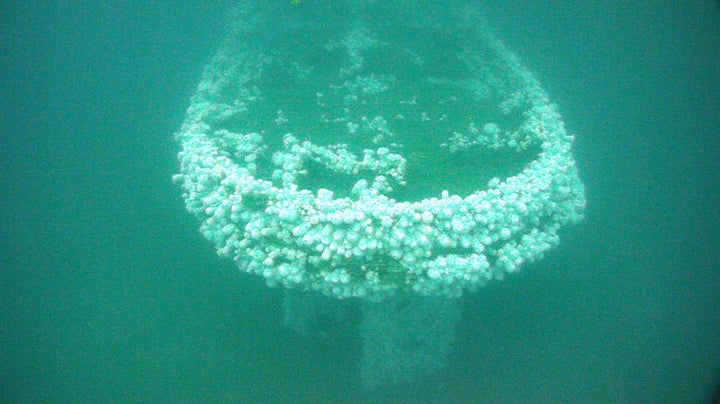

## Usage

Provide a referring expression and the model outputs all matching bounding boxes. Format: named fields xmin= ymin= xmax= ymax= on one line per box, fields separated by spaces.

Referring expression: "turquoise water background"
xmin=1 ymin=1 xmax=719 ymax=402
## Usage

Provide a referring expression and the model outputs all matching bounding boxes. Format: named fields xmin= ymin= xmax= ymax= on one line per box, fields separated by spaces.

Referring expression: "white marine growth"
xmin=173 ymin=17 xmax=585 ymax=301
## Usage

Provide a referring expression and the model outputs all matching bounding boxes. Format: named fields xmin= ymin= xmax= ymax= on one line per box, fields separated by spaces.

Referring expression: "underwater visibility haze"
xmin=1 ymin=0 xmax=719 ymax=402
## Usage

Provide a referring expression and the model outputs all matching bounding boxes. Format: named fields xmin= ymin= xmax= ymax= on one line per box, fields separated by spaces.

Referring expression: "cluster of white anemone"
xmin=173 ymin=25 xmax=585 ymax=301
